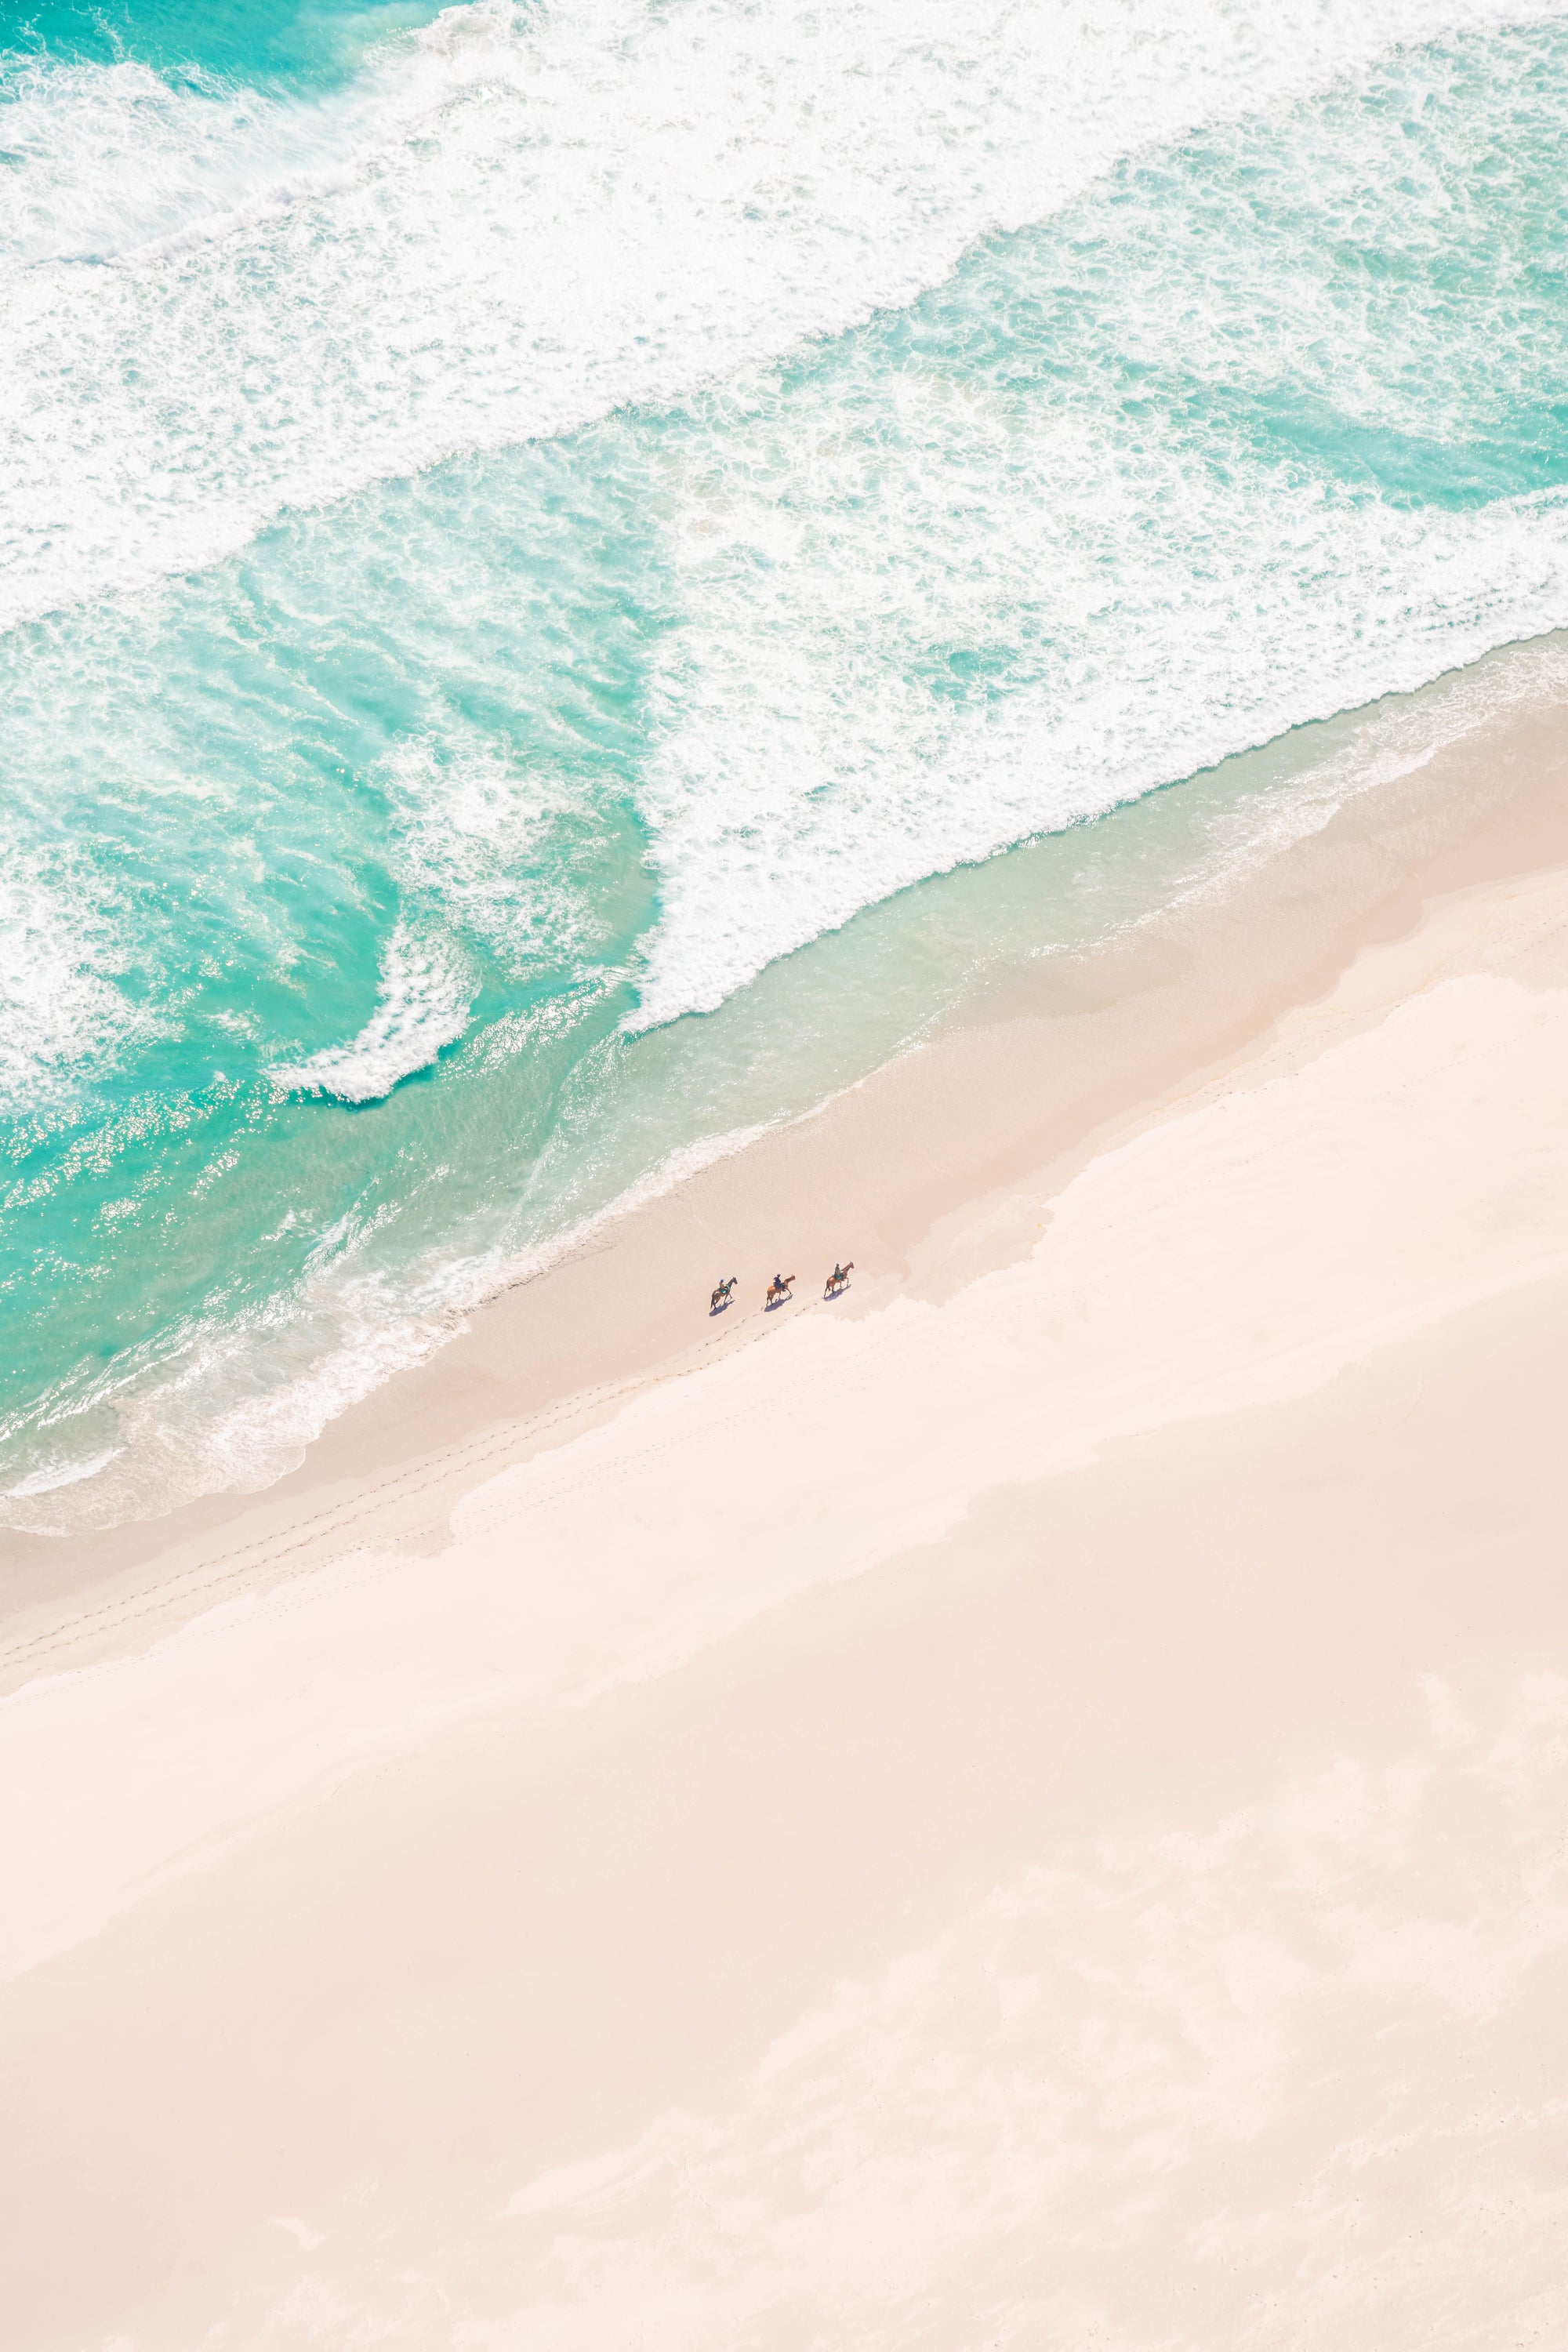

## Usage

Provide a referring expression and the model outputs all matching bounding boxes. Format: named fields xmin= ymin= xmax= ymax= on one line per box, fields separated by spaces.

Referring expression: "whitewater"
xmin=5 ymin=0 xmax=1568 ymax=1532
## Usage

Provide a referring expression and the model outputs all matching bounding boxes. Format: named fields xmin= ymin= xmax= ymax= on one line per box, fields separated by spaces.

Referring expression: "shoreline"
xmin=4 ymin=662 xmax=1568 ymax=2340
xmin=6 ymin=644 xmax=1568 ymax=1682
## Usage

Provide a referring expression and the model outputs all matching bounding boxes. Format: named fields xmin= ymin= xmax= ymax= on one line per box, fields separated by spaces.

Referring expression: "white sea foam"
xmin=9 ymin=0 xmax=1568 ymax=1536
xmin=385 ymin=739 xmax=599 ymax=972
xmin=0 ymin=1098 xmax=780 ymax=1536
xmin=13 ymin=620 xmax=1568 ymax=1543
xmin=0 ymin=1247 xmax=491 ymax=1538
xmin=1177 ymin=637 xmax=1568 ymax=908
xmin=623 ymin=14 xmax=1568 ymax=1029
xmin=2 ymin=0 xmax=1559 ymax=633
xmin=268 ymin=921 xmax=473 ymax=1100
xmin=634 ymin=460 xmax=1568 ymax=1023
xmin=2 ymin=1443 xmax=123 ymax=1500
xmin=0 ymin=858 xmax=153 ymax=1118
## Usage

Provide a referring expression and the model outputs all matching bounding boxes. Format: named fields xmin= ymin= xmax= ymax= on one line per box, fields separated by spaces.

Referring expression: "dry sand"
xmin=4 ymin=686 xmax=1568 ymax=2348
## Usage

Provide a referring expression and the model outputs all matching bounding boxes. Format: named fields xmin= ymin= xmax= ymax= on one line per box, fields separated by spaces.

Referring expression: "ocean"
xmin=6 ymin=0 xmax=1568 ymax=1534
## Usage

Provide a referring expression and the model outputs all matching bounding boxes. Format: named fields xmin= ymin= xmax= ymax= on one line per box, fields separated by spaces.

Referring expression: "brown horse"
xmin=710 ymin=1276 xmax=738 ymax=1313
xmin=764 ymin=1274 xmax=796 ymax=1309
xmin=824 ymin=1260 xmax=855 ymax=1297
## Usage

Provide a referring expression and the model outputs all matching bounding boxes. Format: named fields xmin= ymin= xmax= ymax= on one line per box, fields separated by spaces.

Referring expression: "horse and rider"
xmin=706 ymin=1260 xmax=853 ymax=1313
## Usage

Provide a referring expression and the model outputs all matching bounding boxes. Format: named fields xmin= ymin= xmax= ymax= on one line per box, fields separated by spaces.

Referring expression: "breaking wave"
xmin=7 ymin=0 xmax=1568 ymax=1528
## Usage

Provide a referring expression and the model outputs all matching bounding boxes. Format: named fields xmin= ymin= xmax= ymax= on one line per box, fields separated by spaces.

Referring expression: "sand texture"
xmin=3 ymin=717 xmax=1568 ymax=2347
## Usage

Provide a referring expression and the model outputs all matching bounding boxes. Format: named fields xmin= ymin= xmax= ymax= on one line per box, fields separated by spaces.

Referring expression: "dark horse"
xmin=824 ymin=1260 xmax=855 ymax=1298
xmin=710 ymin=1275 xmax=738 ymax=1314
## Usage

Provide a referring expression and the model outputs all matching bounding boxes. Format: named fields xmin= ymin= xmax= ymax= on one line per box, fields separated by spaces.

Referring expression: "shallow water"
xmin=5 ymin=0 xmax=1568 ymax=1533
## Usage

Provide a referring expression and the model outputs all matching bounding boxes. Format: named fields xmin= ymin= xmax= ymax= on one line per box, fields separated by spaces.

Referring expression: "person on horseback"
xmin=765 ymin=1272 xmax=796 ymax=1308
xmin=825 ymin=1259 xmax=854 ymax=1296
xmin=710 ymin=1275 xmax=738 ymax=1312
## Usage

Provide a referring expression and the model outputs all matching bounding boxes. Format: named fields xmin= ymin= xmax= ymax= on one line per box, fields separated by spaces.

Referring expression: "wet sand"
xmin=3 ymin=678 xmax=1568 ymax=2346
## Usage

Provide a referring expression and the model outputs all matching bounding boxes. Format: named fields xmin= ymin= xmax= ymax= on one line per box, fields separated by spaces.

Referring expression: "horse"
xmin=710 ymin=1276 xmax=738 ymax=1313
xmin=824 ymin=1259 xmax=855 ymax=1297
xmin=764 ymin=1274 xmax=796 ymax=1309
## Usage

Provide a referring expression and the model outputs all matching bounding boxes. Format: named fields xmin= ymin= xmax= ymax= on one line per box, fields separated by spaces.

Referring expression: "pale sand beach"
xmin=5 ymin=685 xmax=1568 ymax=2347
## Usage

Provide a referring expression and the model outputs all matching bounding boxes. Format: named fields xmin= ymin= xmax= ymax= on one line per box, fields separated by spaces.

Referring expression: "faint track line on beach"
xmin=0 ymin=1283 xmax=856 ymax=1690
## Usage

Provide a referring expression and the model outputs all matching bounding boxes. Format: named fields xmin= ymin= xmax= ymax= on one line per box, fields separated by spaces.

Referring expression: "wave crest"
xmin=4 ymin=0 xmax=1549 ymax=632
xmin=268 ymin=924 xmax=472 ymax=1102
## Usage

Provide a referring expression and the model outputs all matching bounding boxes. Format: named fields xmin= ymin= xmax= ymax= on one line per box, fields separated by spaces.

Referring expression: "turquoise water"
xmin=7 ymin=0 xmax=1568 ymax=1532
xmin=9 ymin=0 xmax=444 ymax=91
